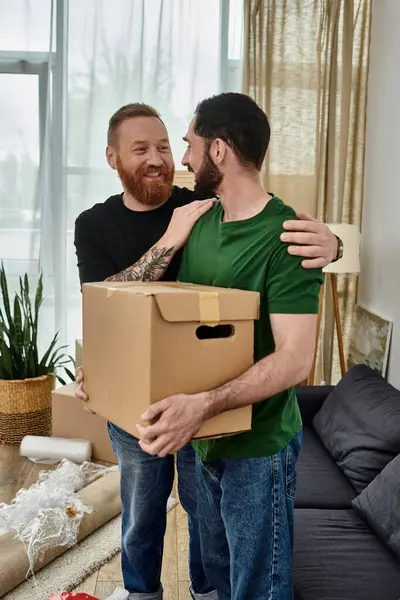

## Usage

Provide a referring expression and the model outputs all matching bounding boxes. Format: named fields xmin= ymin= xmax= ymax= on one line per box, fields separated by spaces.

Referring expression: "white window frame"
xmin=0 ymin=0 xmax=66 ymax=326
xmin=0 ymin=51 xmax=50 ymax=275
xmin=219 ymin=0 xmax=243 ymax=93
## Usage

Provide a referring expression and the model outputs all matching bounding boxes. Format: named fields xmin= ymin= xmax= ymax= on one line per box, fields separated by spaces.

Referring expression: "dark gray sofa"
xmin=294 ymin=364 xmax=400 ymax=600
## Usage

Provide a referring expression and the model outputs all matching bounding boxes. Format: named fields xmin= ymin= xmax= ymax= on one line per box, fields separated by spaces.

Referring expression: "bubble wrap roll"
xmin=20 ymin=436 xmax=92 ymax=464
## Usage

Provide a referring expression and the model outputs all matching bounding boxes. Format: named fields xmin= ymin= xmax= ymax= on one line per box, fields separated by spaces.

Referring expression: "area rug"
xmin=3 ymin=498 xmax=178 ymax=600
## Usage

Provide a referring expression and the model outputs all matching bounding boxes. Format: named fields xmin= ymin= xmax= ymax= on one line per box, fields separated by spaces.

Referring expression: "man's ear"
xmin=106 ymin=146 xmax=117 ymax=170
xmin=211 ymin=138 xmax=226 ymax=165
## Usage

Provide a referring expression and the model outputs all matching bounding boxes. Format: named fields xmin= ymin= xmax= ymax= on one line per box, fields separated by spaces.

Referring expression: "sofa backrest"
xmin=313 ymin=364 xmax=400 ymax=492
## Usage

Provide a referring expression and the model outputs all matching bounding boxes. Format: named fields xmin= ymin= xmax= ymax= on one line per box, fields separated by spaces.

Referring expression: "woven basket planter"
xmin=0 ymin=375 xmax=55 ymax=445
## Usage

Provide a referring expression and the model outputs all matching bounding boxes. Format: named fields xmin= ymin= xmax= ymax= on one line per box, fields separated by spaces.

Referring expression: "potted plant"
xmin=0 ymin=264 xmax=74 ymax=445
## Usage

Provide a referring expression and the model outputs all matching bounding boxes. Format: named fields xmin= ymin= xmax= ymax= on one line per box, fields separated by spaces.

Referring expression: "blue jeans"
xmin=196 ymin=431 xmax=302 ymax=600
xmin=107 ymin=422 xmax=217 ymax=600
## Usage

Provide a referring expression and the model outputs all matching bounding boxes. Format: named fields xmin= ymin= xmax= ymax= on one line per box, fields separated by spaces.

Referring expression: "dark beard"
xmin=116 ymin=156 xmax=175 ymax=206
xmin=192 ymin=150 xmax=222 ymax=200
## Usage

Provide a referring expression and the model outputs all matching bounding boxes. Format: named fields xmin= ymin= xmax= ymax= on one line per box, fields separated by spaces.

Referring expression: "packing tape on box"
xmin=198 ymin=291 xmax=220 ymax=325
xmin=107 ymin=287 xmax=119 ymax=297
xmin=105 ymin=283 xmax=221 ymax=324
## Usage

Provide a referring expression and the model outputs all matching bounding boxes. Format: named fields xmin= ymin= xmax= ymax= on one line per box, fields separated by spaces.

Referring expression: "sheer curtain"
xmin=243 ymin=0 xmax=372 ymax=383
xmin=0 ymin=0 xmax=244 ymax=360
xmin=0 ymin=0 xmax=56 ymax=352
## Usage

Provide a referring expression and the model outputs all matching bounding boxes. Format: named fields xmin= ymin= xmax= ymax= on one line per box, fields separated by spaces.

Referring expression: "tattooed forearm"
xmin=106 ymin=245 xmax=175 ymax=282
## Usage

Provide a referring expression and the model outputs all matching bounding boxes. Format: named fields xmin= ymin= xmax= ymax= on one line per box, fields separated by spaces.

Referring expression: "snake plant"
xmin=0 ymin=263 xmax=74 ymax=383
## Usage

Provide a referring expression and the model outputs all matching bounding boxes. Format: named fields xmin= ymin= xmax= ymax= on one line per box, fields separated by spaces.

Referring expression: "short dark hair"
xmin=107 ymin=103 xmax=162 ymax=147
xmin=194 ymin=93 xmax=270 ymax=171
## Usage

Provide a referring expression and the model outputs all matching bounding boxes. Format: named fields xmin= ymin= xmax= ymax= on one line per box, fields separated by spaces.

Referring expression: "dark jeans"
xmin=108 ymin=422 xmax=217 ymax=600
xmin=196 ymin=431 xmax=302 ymax=600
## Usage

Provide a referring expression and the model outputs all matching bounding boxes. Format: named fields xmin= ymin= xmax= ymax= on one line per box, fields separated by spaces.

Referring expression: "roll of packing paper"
xmin=0 ymin=470 xmax=122 ymax=597
xmin=20 ymin=436 xmax=92 ymax=464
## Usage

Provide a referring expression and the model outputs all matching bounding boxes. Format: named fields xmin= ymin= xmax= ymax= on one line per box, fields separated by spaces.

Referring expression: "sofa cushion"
xmin=313 ymin=364 xmax=400 ymax=492
xmin=295 ymin=427 xmax=356 ymax=508
xmin=352 ymin=453 xmax=400 ymax=561
xmin=295 ymin=385 xmax=334 ymax=427
xmin=294 ymin=509 xmax=400 ymax=600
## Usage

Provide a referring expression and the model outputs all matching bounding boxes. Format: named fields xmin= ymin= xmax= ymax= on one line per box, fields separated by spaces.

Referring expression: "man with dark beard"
xmin=135 ymin=93 xmax=327 ymax=600
xmin=74 ymin=102 xmax=340 ymax=600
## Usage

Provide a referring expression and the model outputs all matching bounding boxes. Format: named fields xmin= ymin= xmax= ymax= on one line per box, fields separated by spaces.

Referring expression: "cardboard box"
xmin=51 ymin=337 xmax=117 ymax=464
xmin=75 ymin=339 xmax=83 ymax=368
xmin=52 ymin=382 xmax=117 ymax=464
xmin=82 ymin=282 xmax=259 ymax=440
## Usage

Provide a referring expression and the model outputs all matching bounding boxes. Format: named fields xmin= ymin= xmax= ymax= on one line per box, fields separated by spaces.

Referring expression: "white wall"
xmin=359 ymin=0 xmax=400 ymax=387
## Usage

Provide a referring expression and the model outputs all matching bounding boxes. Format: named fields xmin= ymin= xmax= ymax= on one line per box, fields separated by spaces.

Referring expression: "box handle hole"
xmin=196 ymin=324 xmax=235 ymax=340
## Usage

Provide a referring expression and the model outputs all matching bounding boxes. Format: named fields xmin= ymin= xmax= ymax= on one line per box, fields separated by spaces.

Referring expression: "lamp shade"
xmin=323 ymin=223 xmax=361 ymax=274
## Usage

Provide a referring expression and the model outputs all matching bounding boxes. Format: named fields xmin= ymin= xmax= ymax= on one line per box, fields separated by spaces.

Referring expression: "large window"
xmin=0 ymin=73 xmax=41 ymax=265
xmin=0 ymin=0 xmax=53 ymax=275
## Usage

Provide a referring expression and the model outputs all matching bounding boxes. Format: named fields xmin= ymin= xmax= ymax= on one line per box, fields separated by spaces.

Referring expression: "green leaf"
xmin=47 ymin=347 xmax=69 ymax=369
xmin=0 ymin=339 xmax=14 ymax=379
xmin=56 ymin=375 xmax=67 ymax=386
xmin=13 ymin=296 xmax=23 ymax=348
xmin=39 ymin=332 xmax=61 ymax=367
xmin=63 ymin=367 xmax=75 ymax=382
xmin=20 ymin=276 xmax=34 ymax=331
xmin=24 ymin=273 xmax=29 ymax=296
xmin=23 ymin=316 xmax=30 ymax=347
xmin=56 ymin=354 xmax=75 ymax=368
xmin=0 ymin=263 xmax=12 ymax=330
xmin=26 ymin=345 xmax=36 ymax=378
xmin=34 ymin=274 xmax=43 ymax=323
xmin=0 ymin=307 xmax=10 ymax=337
xmin=9 ymin=328 xmax=25 ymax=372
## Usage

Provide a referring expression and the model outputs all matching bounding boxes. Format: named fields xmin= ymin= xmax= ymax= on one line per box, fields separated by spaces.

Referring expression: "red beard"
xmin=116 ymin=156 xmax=174 ymax=207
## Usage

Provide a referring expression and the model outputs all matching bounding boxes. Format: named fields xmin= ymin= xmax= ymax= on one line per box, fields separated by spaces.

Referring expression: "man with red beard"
xmin=75 ymin=104 xmax=215 ymax=287
xmin=74 ymin=103 xmax=340 ymax=600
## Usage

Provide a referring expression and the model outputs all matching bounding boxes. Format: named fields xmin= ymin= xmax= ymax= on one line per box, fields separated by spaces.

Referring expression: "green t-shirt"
xmin=178 ymin=195 xmax=323 ymax=461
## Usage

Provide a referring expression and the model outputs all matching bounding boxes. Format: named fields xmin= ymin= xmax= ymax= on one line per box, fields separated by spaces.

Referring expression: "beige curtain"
xmin=243 ymin=0 xmax=372 ymax=384
xmin=174 ymin=170 xmax=195 ymax=190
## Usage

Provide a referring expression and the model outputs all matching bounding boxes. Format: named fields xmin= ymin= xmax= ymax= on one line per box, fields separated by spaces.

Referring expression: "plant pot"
xmin=0 ymin=375 xmax=55 ymax=445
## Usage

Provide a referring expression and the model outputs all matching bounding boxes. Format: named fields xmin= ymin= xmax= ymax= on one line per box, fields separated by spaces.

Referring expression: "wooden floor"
xmin=0 ymin=446 xmax=191 ymax=600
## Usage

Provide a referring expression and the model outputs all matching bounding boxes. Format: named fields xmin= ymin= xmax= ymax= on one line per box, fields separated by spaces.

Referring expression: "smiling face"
xmin=107 ymin=115 xmax=175 ymax=206
xmin=181 ymin=118 xmax=222 ymax=199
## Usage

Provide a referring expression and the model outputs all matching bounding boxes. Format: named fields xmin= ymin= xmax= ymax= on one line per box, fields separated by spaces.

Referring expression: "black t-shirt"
xmin=74 ymin=187 xmax=194 ymax=285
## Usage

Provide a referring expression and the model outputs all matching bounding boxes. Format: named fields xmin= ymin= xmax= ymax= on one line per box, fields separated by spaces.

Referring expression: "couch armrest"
xmin=295 ymin=385 xmax=334 ymax=427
